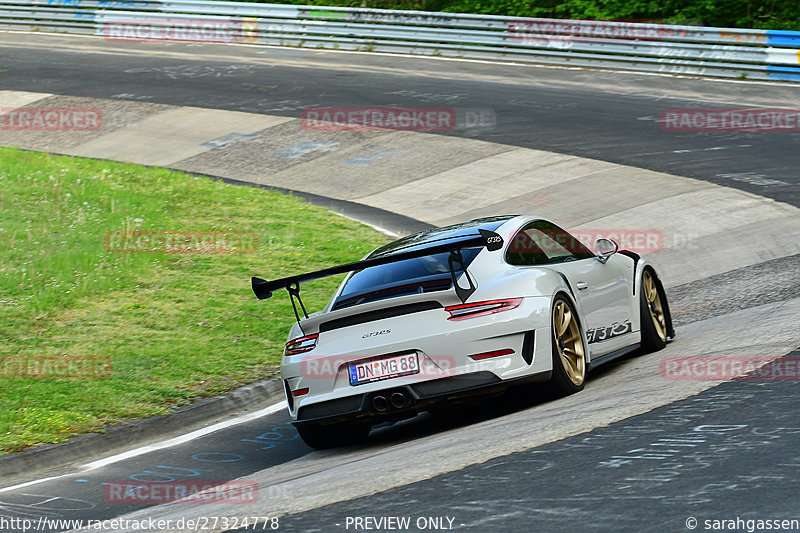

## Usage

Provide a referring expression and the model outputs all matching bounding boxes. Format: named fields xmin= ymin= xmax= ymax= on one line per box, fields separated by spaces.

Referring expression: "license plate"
xmin=349 ymin=353 xmax=420 ymax=386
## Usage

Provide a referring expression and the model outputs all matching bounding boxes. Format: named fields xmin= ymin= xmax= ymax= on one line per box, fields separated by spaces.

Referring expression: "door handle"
xmin=576 ymin=281 xmax=588 ymax=290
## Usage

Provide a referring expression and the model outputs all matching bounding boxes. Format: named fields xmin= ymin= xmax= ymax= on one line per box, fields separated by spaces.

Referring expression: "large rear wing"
xmin=251 ymin=229 xmax=504 ymax=325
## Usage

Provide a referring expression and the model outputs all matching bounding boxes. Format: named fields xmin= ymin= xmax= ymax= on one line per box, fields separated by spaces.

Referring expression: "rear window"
xmin=333 ymin=249 xmax=480 ymax=310
xmin=332 ymin=217 xmax=511 ymax=310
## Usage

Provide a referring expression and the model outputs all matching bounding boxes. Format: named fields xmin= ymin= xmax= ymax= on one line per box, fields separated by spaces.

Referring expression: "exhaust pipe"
xmin=390 ymin=392 xmax=408 ymax=409
xmin=372 ymin=395 xmax=389 ymax=412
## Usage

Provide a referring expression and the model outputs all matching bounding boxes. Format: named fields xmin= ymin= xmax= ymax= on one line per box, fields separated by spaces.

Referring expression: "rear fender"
xmin=634 ymin=260 xmax=675 ymax=340
xmin=549 ymin=281 xmax=592 ymax=366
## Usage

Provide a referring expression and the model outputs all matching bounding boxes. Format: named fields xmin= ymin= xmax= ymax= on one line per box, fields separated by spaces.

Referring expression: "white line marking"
xmin=0 ymin=401 xmax=286 ymax=493
xmin=83 ymin=401 xmax=287 ymax=470
xmin=0 ymin=474 xmax=73 ymax=494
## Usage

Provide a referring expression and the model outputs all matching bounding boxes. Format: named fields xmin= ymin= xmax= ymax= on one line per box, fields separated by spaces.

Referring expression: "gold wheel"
xmin=643 ymin=270 xmax=667 ymax=342
xmin=552 ymin=299 xmax=585 ymax=386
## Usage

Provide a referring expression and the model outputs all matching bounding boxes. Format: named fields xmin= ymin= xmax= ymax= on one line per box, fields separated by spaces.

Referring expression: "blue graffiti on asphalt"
xmin=344 ymin=149 xmax=404 ymax=166
xmin=241 ymin=422 xmax=299 ymax=450
xmin=273 ymin=142 xmax=338 ymax=158
xmin=99 ymin=454 xmax=248 ymax=496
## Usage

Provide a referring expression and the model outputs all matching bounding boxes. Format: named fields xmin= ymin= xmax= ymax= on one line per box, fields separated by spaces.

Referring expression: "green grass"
xmin=0 ymin=147 xmax=389 ymax=454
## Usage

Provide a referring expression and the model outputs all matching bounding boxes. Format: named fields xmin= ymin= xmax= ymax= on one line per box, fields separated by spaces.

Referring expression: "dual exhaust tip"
xmin=372 ymin=391 xmax=409 ymax=412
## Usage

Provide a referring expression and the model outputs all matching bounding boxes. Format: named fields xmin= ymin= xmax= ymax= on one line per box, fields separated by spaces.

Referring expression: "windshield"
xmin=332 ymin=216 xmax=512 ymax=310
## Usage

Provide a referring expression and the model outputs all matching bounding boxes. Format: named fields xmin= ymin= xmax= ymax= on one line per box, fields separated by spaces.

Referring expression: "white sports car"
xmin=252 ymin=215 xmax=674 ymax=448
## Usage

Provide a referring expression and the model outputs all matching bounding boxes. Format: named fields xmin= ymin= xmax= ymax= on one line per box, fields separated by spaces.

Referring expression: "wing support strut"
xmin=286 ymin=282 xmax=309 ymax=334
xmin=448 ymin=249 xmax=477 ymax=303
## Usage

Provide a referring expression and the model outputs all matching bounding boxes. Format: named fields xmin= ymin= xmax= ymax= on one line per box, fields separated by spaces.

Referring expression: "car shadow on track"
xmin=357 ymin=352 xmax=641 ymax=449
xmin=361 ymin=385 xmax=567 ymax=447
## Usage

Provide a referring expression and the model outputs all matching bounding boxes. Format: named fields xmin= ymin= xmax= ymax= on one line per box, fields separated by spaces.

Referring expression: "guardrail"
xmin=2 ymin=0 xmax=800 ymax=81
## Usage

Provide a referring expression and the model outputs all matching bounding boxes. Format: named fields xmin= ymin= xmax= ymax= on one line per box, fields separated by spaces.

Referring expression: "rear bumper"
xmin=293 ymin=369 xmax=551 ymax=427
xmin=283 ymin=296 xmax=554 ymax=421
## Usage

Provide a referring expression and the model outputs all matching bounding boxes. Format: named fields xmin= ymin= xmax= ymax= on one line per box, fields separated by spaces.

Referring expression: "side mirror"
xmin=595 ymin=238 xmax=618 ymax=264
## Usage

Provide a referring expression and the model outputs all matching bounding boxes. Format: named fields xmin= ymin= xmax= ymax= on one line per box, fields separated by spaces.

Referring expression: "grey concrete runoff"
xmin=0 ymin=378 xmax=283 ymax=483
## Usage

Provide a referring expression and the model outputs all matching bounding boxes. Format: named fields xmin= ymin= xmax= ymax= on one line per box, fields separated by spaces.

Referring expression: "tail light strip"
xmin=284 ymin=333 xmax=318 ymax=356
xmin=445 ymin=298 xmax=522 ymax=321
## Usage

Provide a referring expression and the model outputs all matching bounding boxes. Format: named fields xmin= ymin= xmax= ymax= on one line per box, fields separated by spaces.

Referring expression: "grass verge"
xmin=0 ymin=147 xmax=388 ymax=454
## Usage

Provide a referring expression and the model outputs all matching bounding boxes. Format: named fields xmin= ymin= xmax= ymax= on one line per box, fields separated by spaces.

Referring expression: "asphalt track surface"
xmin=278 ymin=349 xmax=800 ymax=533
xmin=0 ymin=412 xmax=307 ymax=531
xmin=5 ymin=349 xmax=800 ymax=533
xmin=0 ymin=33 xmax=798 ymax=207
xmin=1 ymin=32 xmax=799 ymax=533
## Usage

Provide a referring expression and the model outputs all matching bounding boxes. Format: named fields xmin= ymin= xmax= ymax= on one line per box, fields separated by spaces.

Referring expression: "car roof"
xmin=369 ymin=215 xmax=518 ymax=258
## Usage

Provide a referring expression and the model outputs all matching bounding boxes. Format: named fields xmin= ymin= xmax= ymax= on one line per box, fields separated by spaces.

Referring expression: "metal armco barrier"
xmin=2 ymin=0 xmax=800 ymax=81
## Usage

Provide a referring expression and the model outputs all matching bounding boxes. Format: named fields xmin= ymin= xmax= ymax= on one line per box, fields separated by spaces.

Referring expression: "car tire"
xmin=295 ymin=422 xmax=370 ymax=450
xmin=548 ymin=295 xmax=586 ymax=396
xmin=639 ymin=268 xmax=669 ymax=353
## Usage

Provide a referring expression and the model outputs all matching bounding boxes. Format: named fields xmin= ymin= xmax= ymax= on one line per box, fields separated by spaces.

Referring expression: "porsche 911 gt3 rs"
xmin=251 ymin=215 xmax=674 ymax=449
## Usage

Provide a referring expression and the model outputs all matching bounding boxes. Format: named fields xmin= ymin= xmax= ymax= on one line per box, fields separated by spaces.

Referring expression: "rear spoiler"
xmin=251 ymin=229 xmax=504 ymax=326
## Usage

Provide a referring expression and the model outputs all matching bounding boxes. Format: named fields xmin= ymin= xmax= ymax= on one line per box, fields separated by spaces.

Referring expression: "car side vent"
xmin=284 ymin=380 xmax=294 ymax=411
xmin=522 ymin=331 xmax=535 ymax=365
xmin=320 ymin=301 xmax=443 ymax=333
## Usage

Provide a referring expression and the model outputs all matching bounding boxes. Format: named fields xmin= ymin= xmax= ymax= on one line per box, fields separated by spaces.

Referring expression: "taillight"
xmin=292 ymin=387 xmax=309 ymax=397
xmin=284 ymin=333 xmax=318 ymax=356
xmin=445 ymin=298 xmax=522 ymax=321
